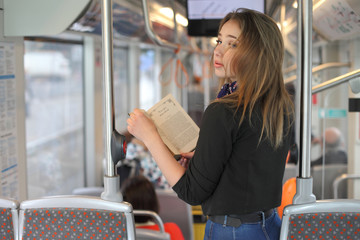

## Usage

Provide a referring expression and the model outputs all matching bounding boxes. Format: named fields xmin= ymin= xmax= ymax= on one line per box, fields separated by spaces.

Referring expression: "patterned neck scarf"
xmin=217 ymin=81 xmax=238 ymax=98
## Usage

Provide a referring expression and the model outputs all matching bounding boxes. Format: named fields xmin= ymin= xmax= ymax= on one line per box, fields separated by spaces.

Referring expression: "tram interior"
xmin=1 ymin=0 xmax=360 ymax=239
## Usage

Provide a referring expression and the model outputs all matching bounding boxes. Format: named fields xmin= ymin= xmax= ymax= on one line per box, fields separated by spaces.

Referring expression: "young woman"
xmin=127 ymin=8 xmax=293 ymax=240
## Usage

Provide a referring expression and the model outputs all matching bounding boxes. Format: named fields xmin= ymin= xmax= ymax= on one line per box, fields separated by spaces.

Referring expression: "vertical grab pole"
xmin=293 ymin=0 xmax=316 ymax=204
xmin=100 ymin=0 xmax=123 ymax=202
xmin=102 ymin=0 xmax=114 ymax=177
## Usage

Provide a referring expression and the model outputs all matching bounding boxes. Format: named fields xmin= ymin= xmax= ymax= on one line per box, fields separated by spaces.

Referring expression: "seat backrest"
xmin=312 ymin=164 xmax=347 ymax=199
xmin=0 ymin=198 xmax=19 ymax=240
xmin=19 ymin=195 xmax=135 ymax=239
xmin=72 ymin=186 xmax=104 ymax=196
xmin=156 ymin=189 xmax=194 ymax=240
xmin=133 ymin=210 xmax=170 ymax=240
xmin=277 ymin=177 xmax=296 ymax=218
xmin=280 ymin=199 xmax=360 ymax=240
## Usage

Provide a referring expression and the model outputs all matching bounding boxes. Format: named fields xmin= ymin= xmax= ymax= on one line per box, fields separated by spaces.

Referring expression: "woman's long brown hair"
xmin=214 ymin=8 xmax=293 ymax=148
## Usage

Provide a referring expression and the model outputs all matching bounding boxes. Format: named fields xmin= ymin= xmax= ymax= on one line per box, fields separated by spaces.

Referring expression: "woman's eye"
xmin=228 ymin=41 xmax=237 ymax=48
xmin=215 ymin=39 xmax=222 ymax=45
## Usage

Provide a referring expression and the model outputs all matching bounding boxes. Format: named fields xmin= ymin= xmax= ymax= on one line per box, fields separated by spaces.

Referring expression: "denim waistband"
xmin=208 ymin=209 xmax=274 ymax=228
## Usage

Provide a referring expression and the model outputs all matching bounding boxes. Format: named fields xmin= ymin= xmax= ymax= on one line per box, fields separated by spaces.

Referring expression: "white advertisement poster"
xmin=0 ymin=42 xmax=19 ymax=199
xmin=313 ymin=0 xmax=360 ymax=41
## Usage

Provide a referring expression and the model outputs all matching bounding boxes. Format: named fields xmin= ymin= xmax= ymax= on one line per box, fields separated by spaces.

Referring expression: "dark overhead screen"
xmin=186 ymin=0 xmax=266 ymax=37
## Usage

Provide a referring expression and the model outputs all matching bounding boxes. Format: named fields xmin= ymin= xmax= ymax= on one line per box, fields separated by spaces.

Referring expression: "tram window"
xmin=139 ymin=48 xmax=159 ymax=110
xmin=159 ymin=50 xmax=174 ymax=97
xmin=24 ymin=39 xmax=85 ymax=199
xmin=113 ymin=46 xmax=129 ymax=132
xmin=159 ymin=49 xmax=183 ymax=102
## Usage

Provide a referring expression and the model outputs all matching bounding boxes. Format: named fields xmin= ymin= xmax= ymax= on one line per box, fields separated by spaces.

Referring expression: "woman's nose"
xmin=214 ymin=45 xmax=222 ymax=56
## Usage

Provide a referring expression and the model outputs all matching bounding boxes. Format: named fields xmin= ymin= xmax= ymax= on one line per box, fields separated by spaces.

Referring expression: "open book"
xmin=147 ymin=94 xmax=200 ymax=155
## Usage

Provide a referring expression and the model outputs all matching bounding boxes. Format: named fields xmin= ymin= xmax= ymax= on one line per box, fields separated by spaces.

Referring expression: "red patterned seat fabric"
xmin=288 ymin=212 xmax=360 ymax=240
xmin=22 ymin=208 xmax=127 ymax=239
xmin=0 ymin=208 xmax=14 ymax=240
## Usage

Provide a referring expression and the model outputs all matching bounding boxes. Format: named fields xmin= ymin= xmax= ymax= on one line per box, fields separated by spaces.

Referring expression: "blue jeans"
xmin=203 ymin=211 xmax=281 ymax=240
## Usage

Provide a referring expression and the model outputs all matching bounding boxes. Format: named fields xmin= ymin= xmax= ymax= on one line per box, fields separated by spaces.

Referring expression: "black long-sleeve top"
xmin=172 ymin=102 xmax=291 ymax=216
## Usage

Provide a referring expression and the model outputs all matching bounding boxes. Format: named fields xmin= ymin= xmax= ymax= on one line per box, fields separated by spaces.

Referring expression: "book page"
xmin=147 ymin=94 xmax=200 ymax=155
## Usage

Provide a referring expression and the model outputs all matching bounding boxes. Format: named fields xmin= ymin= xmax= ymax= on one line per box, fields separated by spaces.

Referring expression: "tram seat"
xmin=18 ymin=195 xmax=136 ymax=239
xmin=72 ymin=186 xmax=104 ymax=196
xmin=312 ymin=164 xmax=347 ymax=199
xmin=0 ymin=198 xmax=19 ymax=240
xmin=133 ymin=210 xmax=170 ymax=240
xmin=280 ymin=199 xmax=360 ymax=240
xmin=156 ymin=189 xmax=194 ymax=240
xmin=282 ymin=163 xmax=297 ymax=185
xmin=333 ymin=174 xmax=360 ymax=199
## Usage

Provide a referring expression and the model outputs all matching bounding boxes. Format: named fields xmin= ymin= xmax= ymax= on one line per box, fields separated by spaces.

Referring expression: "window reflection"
xmin=24 ymin=40 xmax=85 ymax=199
xmin=139 ymin=49 xmax=157 ymax=110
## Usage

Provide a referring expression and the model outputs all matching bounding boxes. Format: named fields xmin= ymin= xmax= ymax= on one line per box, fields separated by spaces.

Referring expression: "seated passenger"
xmin=118 ymin=132 xmax=170 ymax=189
xmin=122 ymin=175 xmax=185 ymax=240
xmin=311 ymin=127 xmax=347 ymax=167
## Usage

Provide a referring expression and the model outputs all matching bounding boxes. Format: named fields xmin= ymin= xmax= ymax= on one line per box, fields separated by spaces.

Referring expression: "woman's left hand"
xmin=178 ymin=151 xmax=194 ymax=169
xmin=127 ymin=108 xmax=159 ymax=144
xmin=178 ymin=157 xmax=190 ymax=169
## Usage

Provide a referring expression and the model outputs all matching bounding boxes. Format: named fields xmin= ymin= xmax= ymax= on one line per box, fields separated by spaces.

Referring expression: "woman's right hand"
xmin=127 ymin=108 xmax=159 ymax=145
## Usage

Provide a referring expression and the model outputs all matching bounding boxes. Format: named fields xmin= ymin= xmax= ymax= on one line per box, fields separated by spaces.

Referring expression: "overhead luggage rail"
xmin=141 ymin=0 xmax=179 ymax=50
xmin=141 ymin=0 xmax=205 ymax=55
